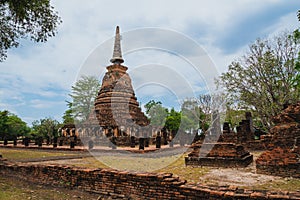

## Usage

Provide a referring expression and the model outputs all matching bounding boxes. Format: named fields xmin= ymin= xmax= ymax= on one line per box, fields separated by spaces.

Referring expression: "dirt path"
xmin=198 ymin=151 xmax=282 ymax=187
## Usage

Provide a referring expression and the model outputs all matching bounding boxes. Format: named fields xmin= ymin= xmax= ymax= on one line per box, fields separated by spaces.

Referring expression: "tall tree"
xmin=62 ymin=107 xmax=75 ymax=125
xmin=218 ymin=32 xmax=300 ymax=130
xmin=144 ymin=100 xmax=168 ymax=131
xmin=68 ymin=75 xmax=100 ymax=122
xmin=0 ymin=0 xmax=62 ymax=61
xmin=144 ymin=100 xmax=162 ymax=115
xmin=293 ymin=10 xmax=300 ymax=93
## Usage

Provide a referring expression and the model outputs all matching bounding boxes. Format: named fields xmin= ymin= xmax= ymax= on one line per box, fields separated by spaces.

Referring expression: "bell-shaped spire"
xmin=110 ymin=26 xmax=124 ymax=64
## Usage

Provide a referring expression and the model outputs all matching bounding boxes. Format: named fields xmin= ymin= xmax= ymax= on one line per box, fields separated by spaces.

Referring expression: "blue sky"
xmin=0 ymin=0 xmax=299 ymax=126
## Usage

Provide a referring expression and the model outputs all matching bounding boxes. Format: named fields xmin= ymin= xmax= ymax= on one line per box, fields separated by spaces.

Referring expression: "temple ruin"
xmin=185 ymin=112 xmax=253 ymax=167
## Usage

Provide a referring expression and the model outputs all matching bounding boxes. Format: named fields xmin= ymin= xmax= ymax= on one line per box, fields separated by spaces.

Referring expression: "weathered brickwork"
xmin=185 ymin=143 xmax=253 ymax=167
xmin=0 ymin=162 xmax=299 ymax=199
xmin=256 ymin=147 xmax=300 ymax=178
xmin=256 ymin=102 xmax=300 ymax=178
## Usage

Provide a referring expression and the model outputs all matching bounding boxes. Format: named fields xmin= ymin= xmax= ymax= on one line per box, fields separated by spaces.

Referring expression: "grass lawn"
xmin=155 ymin=155 xmax=210 ymax=183
xmin=54 ymin=153 xmax=210 ymax=184
xmin=0 ymin=148 xmax=76 ymax=161
xmin=0 ymin=176 xmax=99 ymax=200
xmin=248 ymin=178 xmax=300 ymax=192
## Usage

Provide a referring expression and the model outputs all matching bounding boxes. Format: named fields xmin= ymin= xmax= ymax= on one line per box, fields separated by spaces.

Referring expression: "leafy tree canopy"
xmin=293 ymin=10 xmax=300 ymax=93
xmin=0 ymin=0 xmax=62 ymax=61
xmin=144 ymin=100 xmax=167 ymax=128
xmin=218 ymin=32 xmax=300 ymax=130
xmin=67 ymin=75 xmax=100 ymax=122
xmin=165 ymin=108 xmax=181 ymax=132
xmin=62 ymin=106 xmax=75 ymax=125
xmin=31 ymin=117 xmax=60 ymax=139
xmin=0 ymin=110 xmax=30 ymax=139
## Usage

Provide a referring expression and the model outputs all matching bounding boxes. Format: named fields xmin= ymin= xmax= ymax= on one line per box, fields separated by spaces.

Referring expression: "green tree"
xmin=0 ymin=110 xmax=9 ymax=139
xmin=218 ymin=32 xmax=300 ymax=130
xmin=31 ymin=117 xmax=60 ymax=141
xmin=181 ymin=99 xmax=200 ymax=129
xmin=293 ymin=10 xmax=300 ymax=93
xmin=144 ymin=100 xmax=162 ymax=115
xmin=7 ymin=114 xmax=30 ymax=139
xmin=68 ymin=75 xmax=100 ymax=122
xmin=0 ymin=0 xmax=62 ymax=61
xmin=144 ymin=100 xmax=167 ymax=128
xmin=62 ymin=103 xmax=74 ymax=125
xmin=0 ymin=110 xmax=30 ymax=140
xmin=165 ymin=108 xmax=181 ymax=133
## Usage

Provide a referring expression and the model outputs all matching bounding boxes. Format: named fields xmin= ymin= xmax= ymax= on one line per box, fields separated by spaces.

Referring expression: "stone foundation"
xmin=0 ymin=162 xmax=299 ymax=199
xmin=185 ymin=143 xmax=253 ymax=167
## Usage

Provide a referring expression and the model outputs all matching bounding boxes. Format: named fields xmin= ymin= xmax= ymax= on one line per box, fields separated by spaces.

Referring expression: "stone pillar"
xmin=70 ymin=137 xmax=75 ymax=149
xmin=24 ymin=137 xmax=29 ymax=147
xmin=13 ymin=138 xmax=17 ymax=146
xmin=111 ymin=136 xmax=117 ymax=149
xmin=130 ymin=136 xmax=135 ymax=148
xmin=53 ymin=137 xmax=58 ymax=148
xmin=145 ymin=137 xmax=149 ymax=147
xmin=156 ymin=133 xmax=161 ymax=149
xmin=59 ymin=138 xmax=64 ymax=146
xmin=139 ymin=138 xmax=144 ymax=150
xmin=88 ymin=140 xmax=94 ymax=150
xmin=245 ymin=112 xmax=254 ymax=134
xmin=211 ymin=110 xmax=221 ymax=138
xmin=236 ymin=126 xmax=242 ymax=144
xmin=37 ymin=137 xmax=43 ymax=147
xmin=169 ymin=138 xmax=174 ymax=147
xmin=163 ymin=130 xmax=168 ymax=145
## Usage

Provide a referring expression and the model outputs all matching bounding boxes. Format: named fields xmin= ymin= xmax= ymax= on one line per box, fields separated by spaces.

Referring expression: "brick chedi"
xmin=94 ymin=26 xmax=149 ymax=137
xmin=256 ymin=102 xmax=300 ymax=178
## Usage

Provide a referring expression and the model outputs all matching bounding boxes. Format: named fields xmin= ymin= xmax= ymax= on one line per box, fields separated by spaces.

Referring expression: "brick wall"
xmin=0 ymin=162 xmax=299 ymax=199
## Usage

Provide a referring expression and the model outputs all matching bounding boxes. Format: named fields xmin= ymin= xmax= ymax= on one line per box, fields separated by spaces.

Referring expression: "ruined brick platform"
xmin=185 ymin=143 xmax=253 ymax=168
xmin=256 ymin=102 xmax=300 ymax=178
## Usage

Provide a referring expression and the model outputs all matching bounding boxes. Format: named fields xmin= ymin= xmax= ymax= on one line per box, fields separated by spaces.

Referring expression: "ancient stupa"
xmin=94 ymin=26 xmax=149 ymax=137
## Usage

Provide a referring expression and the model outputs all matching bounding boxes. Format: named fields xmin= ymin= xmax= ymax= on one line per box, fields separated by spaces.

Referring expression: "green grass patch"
xmin=0 ymin=176 xmax=98 ymax=200
xmin=249 ymin=178 xmax=300 ymax=192
xmin=0 ymin=149 xmax=74 ymax=161
xmin=155 ymin=154 xmax=210 ymax=183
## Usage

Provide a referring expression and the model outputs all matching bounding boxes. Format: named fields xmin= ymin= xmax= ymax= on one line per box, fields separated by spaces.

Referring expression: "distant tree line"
xmin=0 ymin=110 xmax=61 ymax=144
